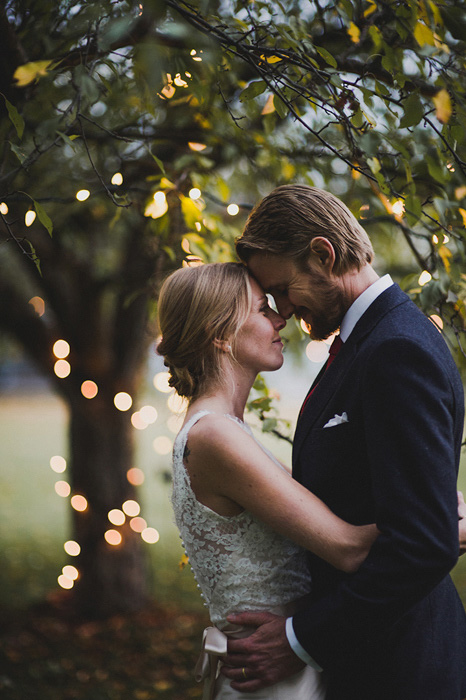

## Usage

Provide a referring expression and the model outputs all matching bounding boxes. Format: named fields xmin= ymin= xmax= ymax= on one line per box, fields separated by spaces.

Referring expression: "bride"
xmin=157 ymin=261 xmax=380 ymax=699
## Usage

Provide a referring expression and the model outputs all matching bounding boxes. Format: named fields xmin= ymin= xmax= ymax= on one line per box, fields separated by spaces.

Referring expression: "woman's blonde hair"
xmin=157 ymin=263 xmax=252 ymax=400
xmin=236 ymin=184 xmax=374 ymax=273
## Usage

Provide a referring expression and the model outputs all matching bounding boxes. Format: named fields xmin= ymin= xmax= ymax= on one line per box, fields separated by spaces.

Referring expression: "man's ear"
xmin=213 ymin=338 xmax=232 ymax=353
xmin=309 ymin=237 xmax=336 ymax=272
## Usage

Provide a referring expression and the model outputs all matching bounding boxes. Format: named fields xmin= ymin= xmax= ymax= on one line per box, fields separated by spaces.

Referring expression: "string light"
xmin=114 ymin=392 xmax=132 ymax=411
xmin=305 ymin=341 xmax=329 ymax=363
xmin=190 ymin=49 xmax=203 ymax=62
xmin=167 ymin=393 xmax=188 ymax=414
xmin=111 ymin=172 xmax=123 ymax=185
xmin=141 ymin=527 xmax=160 ymax=544
xmin=227 ymin=203 xmax=239 ymax=216
xmin=28 ymin=296 xmax=45 ymax=316
xmin=140 ymin=405 xmax=157 ymax=424
xmin=418 ymin=270 xmax=432 ymax=286
xmin=144 ymin=191 xmax=168 ymax=219
xmin=25 ymin=210 xmax=36 ymax=226
xmin=64 ymin=540 xmax=81 ymax=556
xmin=152 ymin=436 xmax=173 ymax=455
xmin=430 ymin=314 xmax=444 ymax=330
xmin=81 ymin=380 xmax=98 ymax=399
xmin=53 ymin=339 xmax=70 ymax=358
xmin=189 ymin=188 xmax=201 ymax=200
xmin=127 ymin=468 xmax=145 ymax=486
xmin=188 ymin=142 xmax=207 ymax=151
xmin=76 ymin=189 xmax=90 ymax=201
xmin=0 ymin=202 xmax=8 ymax=215
xmin=300 ymin=319 xmax=310 ymax=334
xmin=50 ymin=455 xmax=67 ymax=473
xmin=104 ymin=529 xmax=122 ymax=546
xmin=129 ymin=516 xmax=147 ymax=533
xmin=63 ymin=565 xmax=79 ymax=580
xmin=70 ymin=495 xmax=88 ymax=512
xmin=122 ymin=500 xmax=140 ymax=517
xmin=108 ymin=509 xmax=126 ymax=526
xmin=54 ymin=359 xmax=71 ymax=378
xmin=55 ymin=480 xmax=71 ymax=497
xmin=131 ymin=411 xmax=148 ymax=430
xmin=153 ymin=372 xmax=172 ymax=393
xmin=58 ymin=574 xmax=74 ymax=589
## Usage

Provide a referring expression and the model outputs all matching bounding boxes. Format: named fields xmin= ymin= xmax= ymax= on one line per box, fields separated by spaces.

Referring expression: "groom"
xmin=222 ymin=185 xmax=466 ymax=699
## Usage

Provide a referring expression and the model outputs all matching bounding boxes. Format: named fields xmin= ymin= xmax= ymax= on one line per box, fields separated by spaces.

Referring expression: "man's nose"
xmin=275 ymin=297 xmax=295 ymax=320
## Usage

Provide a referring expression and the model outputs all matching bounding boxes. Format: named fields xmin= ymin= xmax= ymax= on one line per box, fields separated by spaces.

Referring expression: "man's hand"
xmin=221 ymin=611 xmax=305 ymax=692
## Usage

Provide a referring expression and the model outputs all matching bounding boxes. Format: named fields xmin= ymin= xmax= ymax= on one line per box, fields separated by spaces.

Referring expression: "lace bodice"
xmin=171 ymin=410 xmax=312 ymax=628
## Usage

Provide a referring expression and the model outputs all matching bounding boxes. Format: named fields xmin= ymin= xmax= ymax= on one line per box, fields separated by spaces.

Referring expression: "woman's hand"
xmin=458 ymin=491 xmax=466 ymax=555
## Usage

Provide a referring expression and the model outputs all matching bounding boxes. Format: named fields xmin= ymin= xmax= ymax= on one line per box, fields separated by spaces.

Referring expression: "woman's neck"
xmin=188 ymin=366 xmax=255 ymax=421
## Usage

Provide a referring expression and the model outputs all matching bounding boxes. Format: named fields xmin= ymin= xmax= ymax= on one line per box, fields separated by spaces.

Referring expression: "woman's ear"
xmin=213 ymin=338 xmax=232 ymax=353
xmin=309 ymin=237 xmax=336 ymax=272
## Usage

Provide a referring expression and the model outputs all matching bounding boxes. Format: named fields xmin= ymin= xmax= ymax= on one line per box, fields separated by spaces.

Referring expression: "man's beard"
xmin=300 ymin=272 xmax=349 ymax=341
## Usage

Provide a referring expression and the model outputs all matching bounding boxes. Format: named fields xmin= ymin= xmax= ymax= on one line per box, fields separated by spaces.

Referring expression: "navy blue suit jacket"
xmin=292 ymin=284 xmax=466 ymax=699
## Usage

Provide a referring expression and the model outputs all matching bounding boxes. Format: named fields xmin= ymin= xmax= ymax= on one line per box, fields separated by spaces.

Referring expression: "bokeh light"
xmin=188 ymin=142 xmax=206 ymax=151
xmin=54 ymin=360 xmax=71 ymax=378
xmin=305 ymin=341 xmax=329 ymax=363
xmin=62 ymin=565 xmax=79 ymax=580
xmin=140 ymin=405 xmax=158 ymax=424
xmin=76 ymin=189 xmax=90 ymax=201
xmin=144 ymin=191 xmax=168 ymax=219
xmin=28 ymin=296 xmax=45 ymax=316
xmin=129 ymin=516 xmax=147 ymax=533
xmin=153 ymin=372 xmax=172 ymax=393
xmin=131 ymin=411 xmax=148 ymax=430
xmin=53 ymin=339 xmax=70 ymax=358
xmin=122 ymin=500 xmax=140 ymax=517
xmin=70 ymin=495 xmax=88 ymax=512
xmin=108 ymin=509 xmax=126 ymax=526
xmin=418 ymin=270 xmax=432 ymax=286
xmin=430 ymin=314 xmax=444 ymax=331
xmin=81 ymin=380 xmax=98 ymax=399
xmin=167 ymin=393 xmax=188 ymax=414
xmin=127 ymin=467 xmax=145 ymax=486
xmin=152 ymin=436 xmax=173 ymax=455
xmin=111 ymin=172 xmax=123 ymax=185
xmin=227 ymin=203 xmax=239 ymax=216
xmin=55 ymin=480 xmax=71 ymax=497
xmin=167 ymin=414 xmax=183 ymax=434
xmin=64 ymin=540 xmax=81 ymax=556
xmin=0 ymin=202 xmax=8 ymax=215
xmin=189 ymin=188 xmax=201 ymax=200
xmin=58 ymin=574 xmax=74 ymax=589
xmin=141 ymin=527 xmax=160 ymax=544
xmin=25 ymin=210 xmax=36 ymax=226
xmin=104 ymin=529 xmax=122 ymax=546
xmin=50 ymin=455 xmax=67 ymax=473
xmin=114 ymin=392 xmax=132 ymax=411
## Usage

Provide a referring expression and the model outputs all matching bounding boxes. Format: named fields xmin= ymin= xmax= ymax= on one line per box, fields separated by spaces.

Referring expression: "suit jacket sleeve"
xmin=292 ymin=335 xmax=463 ymax=668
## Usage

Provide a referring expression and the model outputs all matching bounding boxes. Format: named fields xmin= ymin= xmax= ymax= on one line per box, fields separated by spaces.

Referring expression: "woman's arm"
xmin=185 ymin=415 xmax=378 ymax=573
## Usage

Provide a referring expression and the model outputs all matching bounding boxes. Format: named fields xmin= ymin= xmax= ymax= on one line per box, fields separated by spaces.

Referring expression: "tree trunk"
xmin=68 ymin=386 xmax=148 ymax=618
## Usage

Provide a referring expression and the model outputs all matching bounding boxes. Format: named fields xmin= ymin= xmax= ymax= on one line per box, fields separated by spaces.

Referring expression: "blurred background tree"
xmin=0 ymin=0 xmax=465 ymax=618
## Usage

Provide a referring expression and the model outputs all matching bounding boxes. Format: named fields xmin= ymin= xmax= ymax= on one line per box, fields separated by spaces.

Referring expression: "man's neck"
xmin=339 ymin=264 xmax=379 ymax=307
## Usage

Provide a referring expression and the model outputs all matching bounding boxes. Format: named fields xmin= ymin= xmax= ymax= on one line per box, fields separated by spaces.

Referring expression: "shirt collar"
xmin=339 ymin=274 xmax=393 ymax=342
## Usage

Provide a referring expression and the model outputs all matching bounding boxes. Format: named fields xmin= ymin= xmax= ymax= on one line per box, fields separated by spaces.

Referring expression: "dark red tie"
xmin=300 ymin=334 xmax=343 ymax=414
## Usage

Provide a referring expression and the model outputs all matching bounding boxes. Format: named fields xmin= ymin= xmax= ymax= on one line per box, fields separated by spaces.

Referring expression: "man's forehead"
xmin=248 ymin=253 xmax=292 ymax=287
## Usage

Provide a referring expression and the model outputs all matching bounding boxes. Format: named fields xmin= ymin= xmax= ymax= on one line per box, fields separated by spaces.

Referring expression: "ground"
xmin=0 ymin=592 xmax=207 ymax=700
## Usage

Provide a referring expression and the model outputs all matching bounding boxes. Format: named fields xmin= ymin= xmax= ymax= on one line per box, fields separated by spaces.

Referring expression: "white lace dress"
xmin=172 ymin=410 xmax=325 ymax=699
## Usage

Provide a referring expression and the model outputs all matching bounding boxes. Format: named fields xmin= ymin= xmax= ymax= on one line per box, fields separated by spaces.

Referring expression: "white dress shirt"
xmin=286 ymin=274 xmax=393 ymax=669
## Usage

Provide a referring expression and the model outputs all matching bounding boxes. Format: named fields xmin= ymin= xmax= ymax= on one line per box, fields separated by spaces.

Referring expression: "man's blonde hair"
xmin=157 ymin=263 xmax=252 ymax=400
xmin=236 ymin=184 xmax=374 ymax=273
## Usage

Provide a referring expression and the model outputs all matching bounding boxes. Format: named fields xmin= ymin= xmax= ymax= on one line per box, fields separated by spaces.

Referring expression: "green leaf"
xmin=239 ymin=80 xmax=267 ymax=102
xmin=26 ymin=240 xmax=42 ymax=276
xmin=3 ymin=96 xmax=24 ymax=139
xmin=314 ymin=45 xmax=337 ymax=68
xmin=9 ymin=141 xmax=27 ymax=163
xmin=405 ymin=194 xmax=422 ymax=225
xmin=150 ymin=150 xmax=166 ymax=175
xmin=273 ymin=94 xmax=288 ymax=119
xmin=98 ymin=16 xmax=138 ymax=51
xmin=399 ymin=93 xmax=424 ymax=128
xmin=32 ymin=199 xmax=53 ymax=237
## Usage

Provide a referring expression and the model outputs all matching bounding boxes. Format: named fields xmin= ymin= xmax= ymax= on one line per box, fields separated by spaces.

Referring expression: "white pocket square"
xmin=323 ymin=412 xmax=348 ymax=428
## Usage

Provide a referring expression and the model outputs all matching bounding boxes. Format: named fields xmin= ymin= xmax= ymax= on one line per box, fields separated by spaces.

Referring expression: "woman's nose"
xmin=275 ymin=296 xmax=295 ymax=320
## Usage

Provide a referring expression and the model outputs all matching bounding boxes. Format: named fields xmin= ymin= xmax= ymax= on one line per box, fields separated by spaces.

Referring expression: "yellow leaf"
xmin=432 ymin=89 xmax=452 ymax=124
xmin=261 ymin=94 xmax=275 ymax=115
xmin=348 ymin=22 xmax=361 ymax=44
xmin=459 ymin=208 xmax=466 ymax=227
xmin=160 ymin=177 xmax=176 ymax=189
xmin=439 ymin=245 xmax=452 ymax=272
xmin=260 ymin=54 xmax=282 ymax=63
xmin=363 ymin=0 xmax=377 ymax=17
xmin=179 ymin=553 xmax=189 ymax=570
xmin=14 ymin=60 xmax=53 ymax=87
xmin=414 ymin=21 xmax=436 ymax=47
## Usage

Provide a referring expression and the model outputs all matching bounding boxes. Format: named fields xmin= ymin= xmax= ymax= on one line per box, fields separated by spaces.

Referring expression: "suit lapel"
xmin=293 ymin=284 xmax=410 ymax=467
